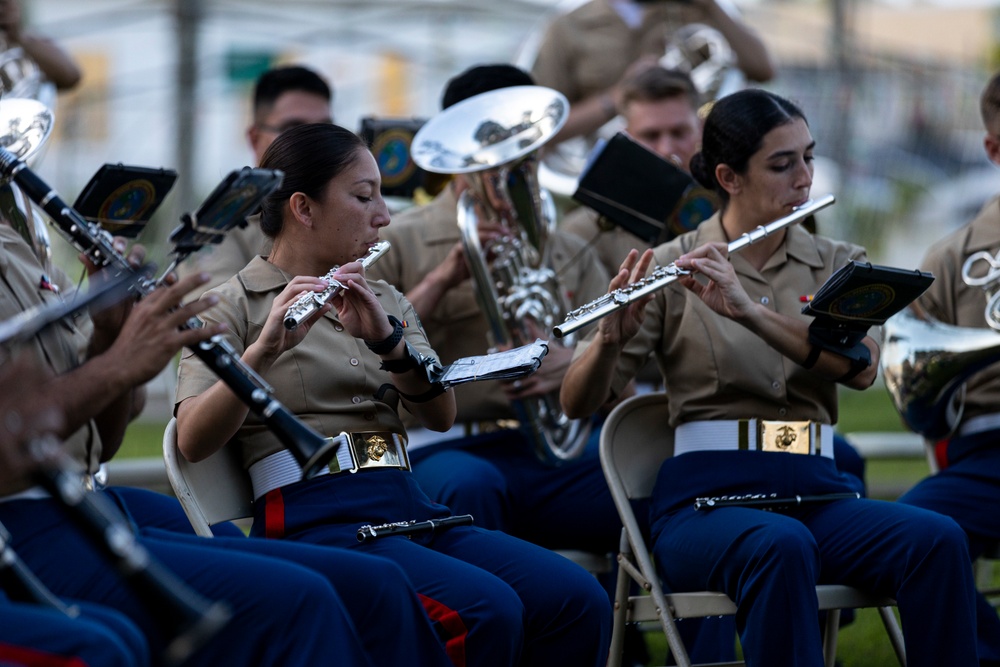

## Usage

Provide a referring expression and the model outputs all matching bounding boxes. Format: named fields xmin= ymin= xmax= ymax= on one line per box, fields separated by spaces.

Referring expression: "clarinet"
xmin=283 ymin=241 xmax=391 ymax=330
xmin=553 ymin=195 xmax=836 ymax=338
xmin=31 ymin=442 xmax=231 ymax=667
xmin=356 ymin=514 xmax=474 ymax=543
xmin=0 ymin=146 xmax=337 ymax=479
xmin=0 ymin=520 xmax=79 ymax=617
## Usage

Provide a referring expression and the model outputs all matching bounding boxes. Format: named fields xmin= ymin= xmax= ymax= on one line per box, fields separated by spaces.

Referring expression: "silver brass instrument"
xmin=961 ymin=250 xmax=1000 ymax=331
xmin=0 ymin=98 xmax=53 ymax=271
xmin=283 ymin=241 xmax=391 ymax=330
xmin=554 ymin=194 xmax=836 ymax=338
xmin=411 ymin=85 xmax=591 ymax=465
xmin=882 ymin=249 xmax=1000 ymax=439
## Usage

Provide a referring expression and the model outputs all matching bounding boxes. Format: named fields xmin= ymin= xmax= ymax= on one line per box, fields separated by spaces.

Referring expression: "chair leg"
xmin=877 ymin=606 xmax=907 ymax=666
xmin=607 ymin=550 xmax=632 ymax=667
xmin=821 ymin=608 xmax=841 ymax=667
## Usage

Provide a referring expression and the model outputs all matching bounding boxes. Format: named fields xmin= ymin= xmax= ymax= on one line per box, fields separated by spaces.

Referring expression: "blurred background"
xmin=26 ymin=0 xmax=1000 ymax=269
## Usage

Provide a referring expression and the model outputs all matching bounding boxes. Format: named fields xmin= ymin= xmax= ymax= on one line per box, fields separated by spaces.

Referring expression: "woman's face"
xmin=737 ymin=117 xmax=815 ymax=221
xmin=313 ymin=149 xmax=390 ymax=264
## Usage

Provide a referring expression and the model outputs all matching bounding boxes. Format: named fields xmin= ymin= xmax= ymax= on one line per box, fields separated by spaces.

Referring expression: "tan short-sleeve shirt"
xmin=175 ymin=255 xmax=437 ymax=470
xmin=918 ymin=196 xmax=1000 ymax=421
xmin=0 ymin=225 xmax=101 ymax=475
xmin=176 ymin=216 xmax=272 ymax=296
xmin=531 ymin=0 xmax=705 ymax=104
xmin=561 ymin=205 xmax=647 ymax=278
xmin=370 ymin=187 xmax=610 ymax=424
xmin=575 ymin=212 xmax=867 ymax=428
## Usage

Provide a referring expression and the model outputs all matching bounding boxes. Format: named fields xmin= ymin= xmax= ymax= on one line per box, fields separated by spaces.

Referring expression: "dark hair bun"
xmin=688 ymin=152 xmax=714 ymax=190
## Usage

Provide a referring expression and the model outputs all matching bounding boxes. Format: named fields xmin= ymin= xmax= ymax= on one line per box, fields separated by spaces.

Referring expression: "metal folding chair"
xmin=599 ymin=393 xmax=907 ymax=667
xmin=162 ymin=417 xmax=254 ymax=536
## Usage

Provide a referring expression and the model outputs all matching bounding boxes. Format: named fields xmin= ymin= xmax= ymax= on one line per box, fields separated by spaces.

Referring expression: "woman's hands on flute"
xmin=674 ymin=241 xmax=755 ymax=323
xmin=595 ymin=248 xmax=656 ymax=347
xmin=329 ymin=261 xmax=395 ymax=343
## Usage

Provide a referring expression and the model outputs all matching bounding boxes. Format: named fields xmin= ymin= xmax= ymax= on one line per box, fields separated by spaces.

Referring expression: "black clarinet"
xmin=0 ymin=147 xmax=336 ymax=478
xmin=32 ymin=445 xmax=231 ymax=667
xmin=0 ymin=520 xmax=79 ymax=617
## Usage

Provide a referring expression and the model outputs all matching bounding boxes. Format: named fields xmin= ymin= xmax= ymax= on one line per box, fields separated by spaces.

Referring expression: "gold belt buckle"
xmin=335 ymin=431 xmax=410 ymax=473
xmin=757 ymin=420 xmax=815 ymax=455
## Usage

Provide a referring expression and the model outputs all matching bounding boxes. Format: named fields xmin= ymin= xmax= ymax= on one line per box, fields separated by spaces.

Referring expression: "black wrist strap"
xmin=836 ymin=355 xmax=871 ymax=384
xmin=397 ymin=383 xmax=447 ymax=404
xmin=800 ymin=345 xmax=821 ymax=370
xmin=365 ymin=315 xmax=404 ymax=355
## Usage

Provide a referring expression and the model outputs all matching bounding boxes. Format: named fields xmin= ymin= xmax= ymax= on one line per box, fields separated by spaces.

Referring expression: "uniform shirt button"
xmin=771 ymin=381 xmax=781 ymax=390
xmin=760 ymin=296 xmax=770 ymax=305
xmin=350 ymin=358 xmax=359 ymax=366
xmin=334 ymin=324 xmax=344 ymax=332
xmin=778 ymin=408 xmax=788 ymax=417
xmin=352 ymin=396 xmax=361 ymax=404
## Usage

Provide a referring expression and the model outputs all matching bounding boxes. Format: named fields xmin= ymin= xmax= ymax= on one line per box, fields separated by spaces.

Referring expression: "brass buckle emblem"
xmin=758 ymin=421 xmax=812 ymax=455
xmin=365 ymin=435 xmax=388 ymax=462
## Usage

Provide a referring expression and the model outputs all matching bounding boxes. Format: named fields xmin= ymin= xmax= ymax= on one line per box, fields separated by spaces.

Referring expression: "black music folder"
xmin=73 ymin=164 xmax=177 ymax=238
xmin=359 ymin=117 xmax=428 ymax=198
xmin=802 ymin=261 xmax=934 ymax=355
xmin=572 ymin=132 xmax=718 ymax=245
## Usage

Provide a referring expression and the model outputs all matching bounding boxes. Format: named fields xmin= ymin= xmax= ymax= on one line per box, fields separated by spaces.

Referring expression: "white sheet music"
xmin=435 ymin=339 xmax=549 ymax=388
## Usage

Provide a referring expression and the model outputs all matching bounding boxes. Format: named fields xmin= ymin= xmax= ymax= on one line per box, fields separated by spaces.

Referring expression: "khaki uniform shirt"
xmin=370 ymin=187 xmax=610 ymax=424
xmin=575 ymin=212 xmax=867 ymax=428
xmin=918 ymin=196 xmax=1000 ymax=421
xmin=175 ymin=255 xmax=436 ymax=470
xmin=531 ymin=0 xmax=705 ymax=104
xmin=0 ymin=225 xmax=101 ymax=477
xmin=561 ymin=205 xmax=646 ymax=278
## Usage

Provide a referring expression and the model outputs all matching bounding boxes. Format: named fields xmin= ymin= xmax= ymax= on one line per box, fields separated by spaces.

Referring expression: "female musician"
xmin=175 ymin=123 xmax=612 ymax=667
xmin=560 ymin=89 xmax=979 ymax=666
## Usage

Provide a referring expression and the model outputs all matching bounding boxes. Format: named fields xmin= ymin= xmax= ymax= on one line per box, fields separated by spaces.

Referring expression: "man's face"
xmin=247 ymin=90 xmax=333 ymax=164
xmin=624 ymin=96 xmax=701 ymax=171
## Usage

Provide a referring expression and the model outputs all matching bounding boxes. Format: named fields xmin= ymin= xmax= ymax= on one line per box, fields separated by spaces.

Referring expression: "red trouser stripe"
xmin=934 ymin=438 xmax=950 ymax=471
xmin=418 ymin=593 xmax=468 ymax=667
xmin=0 ymin=643 xmax=88 ymax=667
xmin=264 ymin=488 xmax=285 ymax=539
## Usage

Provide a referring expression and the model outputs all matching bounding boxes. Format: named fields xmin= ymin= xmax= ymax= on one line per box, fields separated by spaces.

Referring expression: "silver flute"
xmin=552 ymin=194 xmax=836 ymax=338
xmin=283 ymin=241 xmax=391 ymax=330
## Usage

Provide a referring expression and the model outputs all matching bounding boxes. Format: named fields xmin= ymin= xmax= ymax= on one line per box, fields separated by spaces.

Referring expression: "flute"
xmin=32 ymin=440 xmax=231 ymax=666
xmin=694 ymin=492 xmax=860 ymax=512
xmin=283 ymin=241 xmax=391 ymax=330
xmin=356 ymin=514 xmax=474 ymax=543
xmin=552 ymin=195 xmax=836 ymax=338
xmin=0 ymin=147 xmax=337 ymax=479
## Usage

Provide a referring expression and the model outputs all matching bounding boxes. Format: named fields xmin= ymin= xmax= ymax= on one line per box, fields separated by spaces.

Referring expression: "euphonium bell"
xmin=881 ymin=303 xmax=1000 ymax=440
xmin=411 ymin=85 xmax=591 ymax=464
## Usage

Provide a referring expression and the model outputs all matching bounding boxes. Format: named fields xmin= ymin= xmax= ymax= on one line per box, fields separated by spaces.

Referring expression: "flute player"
xmin=561 ymin=88 xmax=979 ymax=666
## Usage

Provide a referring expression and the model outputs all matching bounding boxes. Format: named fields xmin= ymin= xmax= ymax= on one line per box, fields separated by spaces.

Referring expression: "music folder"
xmin=73 ymin=164 xmax=178 ymax=238
xmin=802 ymin=261 xmax=935 ymax=354
xmin=572 ymin=132 xmax=718 ymax=245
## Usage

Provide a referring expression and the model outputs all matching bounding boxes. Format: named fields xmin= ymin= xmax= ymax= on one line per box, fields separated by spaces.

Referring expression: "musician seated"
xmin=561 ymin=88 xmax=979 ymax=666
xmin=897 ymin=69 xmax=1000 ymax=665
xmin=174 ymin=122 xmax=613 ymax=667
xmin=0 ymin=214 xmax=448 ymax=665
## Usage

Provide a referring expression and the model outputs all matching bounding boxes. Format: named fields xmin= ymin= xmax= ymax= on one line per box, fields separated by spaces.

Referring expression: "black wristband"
xmin=397 ymin=383 xmax=447 ymax=403
xmin=800 ymin=345 xmax=821 ymax=370
xmin=379 ymin=340 xmax=423 ymax=374
xmin=365 ymin=315 xmax=404 ymax=355
xmin=836 ymin=356 xmax=871 ymax=384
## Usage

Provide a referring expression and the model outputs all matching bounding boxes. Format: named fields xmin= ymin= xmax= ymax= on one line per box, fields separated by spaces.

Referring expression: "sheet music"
xmin=434 ymin=339 xmax=549 ymax=388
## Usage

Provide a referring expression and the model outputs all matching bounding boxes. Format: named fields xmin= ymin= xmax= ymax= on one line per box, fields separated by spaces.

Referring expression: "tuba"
xmin=882 ymin=251 xmax=1000 ymax=440
xmin=410 ymin=85 xmax=591 ymax=464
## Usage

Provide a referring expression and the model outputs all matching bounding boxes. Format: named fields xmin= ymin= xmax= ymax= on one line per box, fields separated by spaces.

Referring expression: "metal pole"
xmin=174 ymin=0 xmax=202 ymax=221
